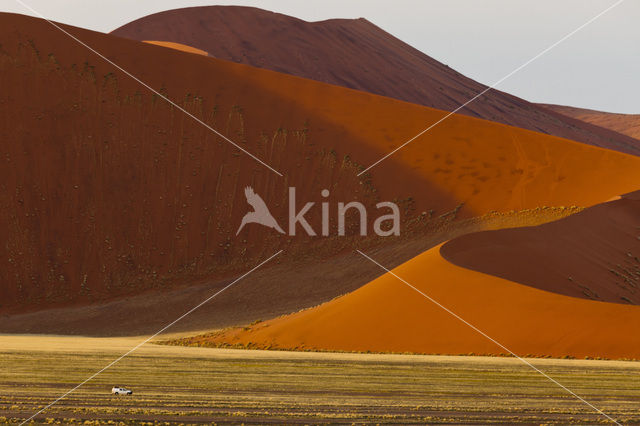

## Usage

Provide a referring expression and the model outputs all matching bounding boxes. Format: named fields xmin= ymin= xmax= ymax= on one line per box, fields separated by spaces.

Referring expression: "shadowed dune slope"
xmin=143 ymin=40 xmax=209 ymax=56
xmin=540 ymin=104 xmax=640 ymax=140
xmin=204 ymin=243 xmax=640 ymax=359
xmin=111 ymin=6 xmax=640 ymax=155
xmin=0 ymin=208 xmax=580 ymax=336
xmin=441 ymin=191 xmax=640 ymax=305
xmin=2 ymin=12 xmax=640 ymax=317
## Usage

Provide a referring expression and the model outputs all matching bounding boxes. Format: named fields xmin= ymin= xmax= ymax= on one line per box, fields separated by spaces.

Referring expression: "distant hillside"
xmin=112 ymin=5 xmax=640 ymax=155
xmin=540 ymin=104 xmax=640 ymax=140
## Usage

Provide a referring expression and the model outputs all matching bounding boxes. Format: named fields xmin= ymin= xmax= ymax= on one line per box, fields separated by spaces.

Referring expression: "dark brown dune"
xmin=2 ymin=12 xmax=640 ymax=334
xmin=111 ymin=6 xmax=640 ymax=155
xmin=540 ymin=104 xmax=640 ymax=140
xmin=441 ymin=191 xmax=640 ymax=304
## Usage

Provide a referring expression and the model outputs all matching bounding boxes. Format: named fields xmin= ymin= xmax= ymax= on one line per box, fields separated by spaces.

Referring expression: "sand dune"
xmin=0 ymin=208 xmax=581 ymax=336
xmin=111 ymin=6 xmax=640 ymax=155
xmin=541 ymin=104 xmax=640 ymax=140
xmin=441 ymin=191 xmax=640 ymax=304
xmin=205 ymin=242 xmax=640 ymax=359
xmin=143 ymin=40 xmax=209 ymax=56
xmin=2 ymin=12 xmax=640 ymax=325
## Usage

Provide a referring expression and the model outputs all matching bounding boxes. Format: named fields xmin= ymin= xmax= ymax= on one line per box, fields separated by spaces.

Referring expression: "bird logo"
xmin=236 ymin=186 xmax=285 ymax=235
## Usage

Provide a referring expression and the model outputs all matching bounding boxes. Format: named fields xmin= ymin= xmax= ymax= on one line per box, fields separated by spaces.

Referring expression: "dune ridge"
xmin=441 ymin=191 xmax=640 ymax=304
xmin=200 ymin=241 xmax=640 ymax=359
xmin=111 ymin=5 xmax=640 ymax=155
xmin=143 ymin=40 xmax=209 ymax=56
xmin=540 ymin=103 xmax=640 ymax=140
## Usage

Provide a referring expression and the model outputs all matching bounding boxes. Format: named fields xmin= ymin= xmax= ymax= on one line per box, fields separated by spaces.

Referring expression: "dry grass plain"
xmin=1 ymin=335 xmax=640 ymax=424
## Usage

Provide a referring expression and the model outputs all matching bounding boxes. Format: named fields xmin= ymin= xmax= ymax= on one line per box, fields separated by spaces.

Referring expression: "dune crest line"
xmin=356 ymin=249 xmax=621 ymax=425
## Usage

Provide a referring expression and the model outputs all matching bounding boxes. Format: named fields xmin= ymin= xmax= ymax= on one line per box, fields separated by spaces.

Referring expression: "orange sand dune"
xmin=441 ymin=191 xmax=640 ymax=304
xmin=208 ymin=245 xmax=640 ymax=359
xmin=143 ymin=40 xmax=208 ymax=56
xmin=202 ymin=51 xmax=640 ymax=216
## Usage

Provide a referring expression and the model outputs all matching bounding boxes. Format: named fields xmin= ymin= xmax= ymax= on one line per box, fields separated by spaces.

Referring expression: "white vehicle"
xmin=111 ymin=386 xmax=133 ymax=395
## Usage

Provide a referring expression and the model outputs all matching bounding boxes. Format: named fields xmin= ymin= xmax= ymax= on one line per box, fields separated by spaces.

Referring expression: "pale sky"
xmin=1 ymin=0 xmax=638 ymax=114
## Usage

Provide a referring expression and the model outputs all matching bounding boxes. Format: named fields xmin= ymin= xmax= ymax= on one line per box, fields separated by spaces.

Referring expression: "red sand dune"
xmin=0 ymin=208 xmax=580 ymax=336
xmin=2 ymin=12 xmax=640 ymax=318
xmin=207 ymin=241 xmax=640 ymax=359
xmin=441 ymin=191 xmax=640 ymax=304
xmin=540 ymin=104 xmax=640 ymax=140
xmin=143 ymin=40 xmax=208 ymax=56
xmin=111 ymin=6 xmax=640 ymax=156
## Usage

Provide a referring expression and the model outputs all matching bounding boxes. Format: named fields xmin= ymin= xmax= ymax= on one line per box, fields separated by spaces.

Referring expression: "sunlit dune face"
xmin=143 ymin=40 xmax=208 ymax=56
xmin=205 ymin=244 xmax=640 ymax=360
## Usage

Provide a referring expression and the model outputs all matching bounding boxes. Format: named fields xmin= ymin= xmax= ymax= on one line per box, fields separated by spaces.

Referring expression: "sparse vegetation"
xmin=1 ymin=341 xmax=640 ymax=424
